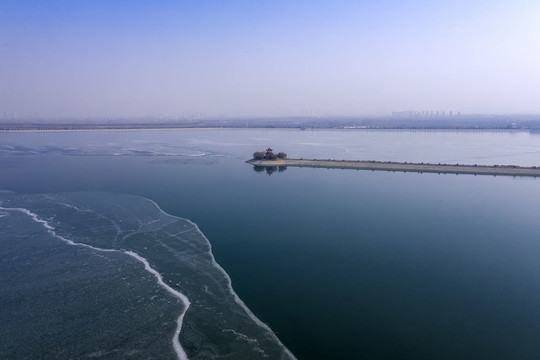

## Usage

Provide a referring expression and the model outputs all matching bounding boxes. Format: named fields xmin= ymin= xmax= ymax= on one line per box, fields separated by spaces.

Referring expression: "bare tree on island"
xmin=253 ymin=152 xmax=265 ymax=160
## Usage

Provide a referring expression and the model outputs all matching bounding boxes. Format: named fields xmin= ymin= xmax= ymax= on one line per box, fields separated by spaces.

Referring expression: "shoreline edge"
xmin=246 ymin=158 xmax=540 ymax=177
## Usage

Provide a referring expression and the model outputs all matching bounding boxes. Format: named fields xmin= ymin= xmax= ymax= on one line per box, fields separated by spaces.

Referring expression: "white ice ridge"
xmin=125 ymin=251 xmax=190 ymax=360
xmin=0 ymin=206 xmax=191 ymax=360
xmin=144 ymin=199 xmax=298 ymax=360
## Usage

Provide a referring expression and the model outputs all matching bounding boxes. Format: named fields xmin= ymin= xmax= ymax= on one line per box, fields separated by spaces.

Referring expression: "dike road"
xmin=246 ymin=159 xmax=540 ymax=177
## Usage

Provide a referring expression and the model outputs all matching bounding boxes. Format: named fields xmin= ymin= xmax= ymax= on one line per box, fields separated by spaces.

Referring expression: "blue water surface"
xmin=1 ymin=129 xmax=540 ymax=359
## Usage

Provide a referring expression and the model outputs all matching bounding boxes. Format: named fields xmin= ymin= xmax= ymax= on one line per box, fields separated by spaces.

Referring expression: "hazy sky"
xmin=1 ymin=0 xmax=540 ymax=118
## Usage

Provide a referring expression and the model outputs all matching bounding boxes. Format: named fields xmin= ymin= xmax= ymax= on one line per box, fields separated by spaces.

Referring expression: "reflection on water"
xmin=253 ymin=165 xmax=288 ymax=175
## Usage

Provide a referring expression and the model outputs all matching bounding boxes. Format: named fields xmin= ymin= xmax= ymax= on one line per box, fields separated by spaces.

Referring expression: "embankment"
xmin=246 ymin=159 xmax=540 ymax=177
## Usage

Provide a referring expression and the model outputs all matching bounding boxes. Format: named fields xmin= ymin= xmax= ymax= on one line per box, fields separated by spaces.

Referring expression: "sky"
xmin=1 ymin=0 xmax=540 ymax=119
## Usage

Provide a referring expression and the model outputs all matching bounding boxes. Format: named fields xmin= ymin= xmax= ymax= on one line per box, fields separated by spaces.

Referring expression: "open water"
xmin=1 ymin=129 xmax=540 ymax=359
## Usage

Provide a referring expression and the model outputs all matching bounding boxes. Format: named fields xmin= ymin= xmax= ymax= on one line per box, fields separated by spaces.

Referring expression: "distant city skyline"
xmin=1 ymin=0 xmax=540 ymax=119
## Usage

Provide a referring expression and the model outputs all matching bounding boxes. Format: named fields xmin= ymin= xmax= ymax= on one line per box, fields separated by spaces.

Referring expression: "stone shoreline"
xmin=246 ymin=158 xmax=540 ymax=177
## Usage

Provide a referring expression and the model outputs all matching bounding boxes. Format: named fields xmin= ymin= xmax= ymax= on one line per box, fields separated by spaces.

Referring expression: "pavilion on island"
xmin=264 ymin=148 xmax=275 ymax=159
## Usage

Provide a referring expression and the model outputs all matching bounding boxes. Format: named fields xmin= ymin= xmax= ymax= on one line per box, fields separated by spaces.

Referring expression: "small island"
xmin=246 ymin=150 xmax=540 ymax=177
xmin=250 ymin=148 xmax=288 ymax=175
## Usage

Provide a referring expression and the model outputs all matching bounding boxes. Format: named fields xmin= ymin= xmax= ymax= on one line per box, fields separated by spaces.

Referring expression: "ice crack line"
xmin=0 ymin=206 xmax=190 ymax=360
xmin=142 ymin=198 xmax=298 ymax=360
